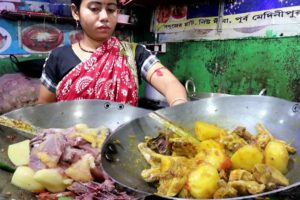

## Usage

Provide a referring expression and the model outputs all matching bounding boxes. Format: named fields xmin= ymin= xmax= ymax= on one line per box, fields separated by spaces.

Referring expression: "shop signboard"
xmin=154 ymin=0 xmax=300 ymax=42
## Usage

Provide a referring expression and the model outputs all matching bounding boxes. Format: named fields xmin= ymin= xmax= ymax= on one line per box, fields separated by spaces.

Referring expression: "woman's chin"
xmin=93 ymin=35 xmax=112 ymax=42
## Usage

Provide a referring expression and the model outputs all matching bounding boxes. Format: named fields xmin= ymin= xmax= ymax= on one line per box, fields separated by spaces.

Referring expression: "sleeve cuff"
xmin=141 ymin=55 xmax=160 ymax=79
xmin=40 ymin=71 xmax=57 ymax=93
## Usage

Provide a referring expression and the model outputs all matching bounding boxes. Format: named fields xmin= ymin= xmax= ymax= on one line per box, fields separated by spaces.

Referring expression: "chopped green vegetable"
xmin=0 ymin=161 xmax=16 ymax=173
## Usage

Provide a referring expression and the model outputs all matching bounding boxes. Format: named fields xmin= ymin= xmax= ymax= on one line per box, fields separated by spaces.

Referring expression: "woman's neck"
xmin=80 ymin=37 xmax=110 ymax=51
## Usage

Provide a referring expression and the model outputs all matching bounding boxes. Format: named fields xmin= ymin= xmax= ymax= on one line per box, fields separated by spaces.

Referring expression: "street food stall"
xmin=0 ymin=0 xmax=300 ymax=199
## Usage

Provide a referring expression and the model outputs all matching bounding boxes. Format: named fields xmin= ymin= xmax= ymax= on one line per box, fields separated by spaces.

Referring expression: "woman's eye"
xmin=107 ymin=8 xmax=117 ymax=13
xmin=90 ymin=7 xmax=100 ymax=12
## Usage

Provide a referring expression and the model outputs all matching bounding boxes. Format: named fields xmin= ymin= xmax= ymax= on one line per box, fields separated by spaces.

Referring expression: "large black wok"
xmin=0 ymin=100 xmax=150 ymax=199
xmin=101 ymin=95 xmax=300 ymax=199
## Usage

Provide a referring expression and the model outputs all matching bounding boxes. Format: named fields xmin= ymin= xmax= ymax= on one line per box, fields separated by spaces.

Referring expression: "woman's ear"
xmin=71 ymin=3 xmax=80 ymax=21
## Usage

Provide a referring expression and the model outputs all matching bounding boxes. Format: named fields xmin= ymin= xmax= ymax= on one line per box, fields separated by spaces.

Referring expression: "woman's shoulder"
xmin=120 ymin=41 xmax=151 ymax=56
xmin=50 ymin=45 xmax=73 ymax=57
xmin=120 ymin=41 xmax=137 ymax=51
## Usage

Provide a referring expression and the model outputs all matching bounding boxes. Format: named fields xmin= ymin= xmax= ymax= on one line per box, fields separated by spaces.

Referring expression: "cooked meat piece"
xmin=252 ymin=163 xmax=289 ymax=187
xmin=30 ymin=130 xmax=51 ymax=146
xmin=255 ymin=123 xmax=273 ymax=149
xmin=219 ymin=169 xmax=229 ymax=181
xmin=78 ymin=143 xmax=100 ymax=158
xmin=255 ymin=124 xmax=296 ymax=154
xmin=61 ymin=146 xmax=87 ymax=164
xmin=90 ymin=164 xmax=107 ymax=183
xmin=146 ymin=130 xmax=198 ymax=158
xmin=71 ymin=180 xmax=134 ymax=200
xmin=139 ymin=143 xmax=192 ymax=178
xmin=138 ymin=143 xmax=192 ymax=196
xmin=178 ymin=187 xmax=192 ymax=198
xmin=232 ymin=126 xmax=254 ymax=143
xmin=32 ymin=131 xmax=68 ymax=168
xmin=229 ymin=180 xmax=265 ymax=195
xmin=147 ymin=132 xmax=172 ymax=155
xmin=218 ymin=133 xmax=248 ymax=152
xmin=214 ymin=180 xmax=238 ymax=198
xmin=157 ymin=176 xmax=188 ymax=197
xmin=214 ymin=174 xmax=263 ymax=197
xmin=29 ymin=147 xmax=46 ymax=171
xmin=229 ymin=169 xmax=254 ymax=181
xmin=170 ymin=137 xmax=198 ymax=158
xmin=69 ymin=136 xmax=88 ymax=147
xmin=217 ymin=179 xmax=227 ymax=187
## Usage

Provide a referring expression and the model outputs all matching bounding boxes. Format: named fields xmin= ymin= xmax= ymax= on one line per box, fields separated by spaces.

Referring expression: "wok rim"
xmin=106 ymin=176 xmax=300 ymax=200
xmin=3 ymin=99 xmax=143 ymax=116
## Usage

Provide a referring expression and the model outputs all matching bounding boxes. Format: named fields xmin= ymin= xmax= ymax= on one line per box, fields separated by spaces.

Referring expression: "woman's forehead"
xmin=82 ymin=0 xmax=118 ymax=4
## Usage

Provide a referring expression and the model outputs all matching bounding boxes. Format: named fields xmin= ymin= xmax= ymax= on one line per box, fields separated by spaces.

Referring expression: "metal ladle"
xmin=148 ymin=112 xmax=200 ymax=145
xmin=0 ymin=115 xmax=39 ymax=138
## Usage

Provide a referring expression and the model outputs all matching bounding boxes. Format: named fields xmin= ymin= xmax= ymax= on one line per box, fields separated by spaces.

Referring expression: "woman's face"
xmin=74 ymin=0 xmax=118 ymax=43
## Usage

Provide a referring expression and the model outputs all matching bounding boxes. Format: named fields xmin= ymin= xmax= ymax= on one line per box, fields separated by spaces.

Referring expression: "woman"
xmin=38 ymin=0 xmax=187 ymax=107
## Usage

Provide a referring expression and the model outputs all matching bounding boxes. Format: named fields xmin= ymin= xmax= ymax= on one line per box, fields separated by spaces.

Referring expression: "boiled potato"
xmin=197 ymin=139 xmax=224 ymax=151
xmin=265 ymin=141 xmax=289 ymax=174
xmin=195 ymin=121 xmax=226 ymax=141
xmin=11 ymin=166 xmax=44 ymax=193
xmin=187 ymin=163 xmax=220 ymax=199
xmin=231 ymin=145 xmax=263 ymax=171
xmin=75 ymin=123 xmax=88 ymax=132
xmin=65 ymin=154 xmax=94 ymax=182
xmin=195 ymin=148 xmax=231 ymax=171
xmin=8 ymin=139 xmax=30 ymax=166
xmin=34 ymin=168 xmax=67 ymax=193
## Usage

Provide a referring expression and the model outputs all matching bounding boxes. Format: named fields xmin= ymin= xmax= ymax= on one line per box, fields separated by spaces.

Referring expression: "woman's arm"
xmin=37 ymin=85 xmax=57 ymax=104
xmin=146 ymin=62 xmax=188 ymax=106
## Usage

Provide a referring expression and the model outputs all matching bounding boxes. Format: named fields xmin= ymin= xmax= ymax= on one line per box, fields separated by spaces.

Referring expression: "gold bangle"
xmin=170 ymin=98 xmax=187 ymax=106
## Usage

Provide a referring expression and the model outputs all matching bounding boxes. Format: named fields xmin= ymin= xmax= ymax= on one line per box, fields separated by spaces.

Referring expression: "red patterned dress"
xmin=56 ymin=37 xmax=138 ymax=106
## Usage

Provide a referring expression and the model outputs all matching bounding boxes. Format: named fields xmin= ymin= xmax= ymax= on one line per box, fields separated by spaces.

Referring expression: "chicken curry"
xmin=138 ymin=121 xmax=296 ymax=199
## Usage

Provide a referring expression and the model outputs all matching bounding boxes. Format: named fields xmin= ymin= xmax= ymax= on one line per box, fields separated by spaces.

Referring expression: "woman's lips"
xmin=97 ymin=26 xmax=111 ymax=31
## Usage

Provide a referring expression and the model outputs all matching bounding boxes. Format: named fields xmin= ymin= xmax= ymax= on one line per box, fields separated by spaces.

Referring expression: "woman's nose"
xmin=99 ymin=9 xmax=109 ymax=21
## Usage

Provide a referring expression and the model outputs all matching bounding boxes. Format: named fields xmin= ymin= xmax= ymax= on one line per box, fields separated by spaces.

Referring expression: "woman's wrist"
xmin=170 ymin=98 xmax=188 ymax=106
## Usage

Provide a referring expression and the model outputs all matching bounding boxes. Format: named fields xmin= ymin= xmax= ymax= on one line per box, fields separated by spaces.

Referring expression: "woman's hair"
xmin=71 ymin=0 xmax=81 ymax=9
xmin=71 ymin=0 xmax=120 ymax=9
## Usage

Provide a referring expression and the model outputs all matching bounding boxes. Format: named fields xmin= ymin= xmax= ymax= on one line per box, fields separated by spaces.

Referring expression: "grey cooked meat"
xmin=71 ymin=180 xmax=134 ymax=200
xmin=28 ymin=127 xmax=136 ymax=200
